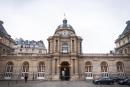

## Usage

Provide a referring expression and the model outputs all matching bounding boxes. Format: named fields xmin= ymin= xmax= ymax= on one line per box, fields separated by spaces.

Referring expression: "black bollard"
xmin=8 ymin=81 xmax=10 ymax=86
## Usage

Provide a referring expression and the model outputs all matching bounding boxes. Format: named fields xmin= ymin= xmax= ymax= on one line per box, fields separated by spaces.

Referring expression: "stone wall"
xmin=0 ymin=54 xmax=130 ymax=80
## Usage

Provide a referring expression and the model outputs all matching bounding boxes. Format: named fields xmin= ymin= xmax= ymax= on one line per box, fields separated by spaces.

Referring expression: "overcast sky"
xmin=0 ymin=0 xmax=130 ymax=53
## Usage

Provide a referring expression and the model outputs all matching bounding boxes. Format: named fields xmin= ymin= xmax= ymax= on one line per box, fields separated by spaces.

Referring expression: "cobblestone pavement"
xmin=0 ymin=80 xmax=129 ymax=87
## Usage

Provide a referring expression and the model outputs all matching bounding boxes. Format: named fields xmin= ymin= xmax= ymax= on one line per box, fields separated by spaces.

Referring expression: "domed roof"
xmin=55 ymin=18 xmax=75 ymax=33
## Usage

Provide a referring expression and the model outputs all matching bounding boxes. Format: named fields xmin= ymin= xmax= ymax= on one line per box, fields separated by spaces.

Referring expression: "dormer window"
xmin=62 ymin=43 xmax=69 ymax=53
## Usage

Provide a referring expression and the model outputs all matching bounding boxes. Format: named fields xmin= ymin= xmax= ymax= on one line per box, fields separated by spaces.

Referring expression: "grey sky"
xmin=0 ymin=0 xmax=130 ymax=53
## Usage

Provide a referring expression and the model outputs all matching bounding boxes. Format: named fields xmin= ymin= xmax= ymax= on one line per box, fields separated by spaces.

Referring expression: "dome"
xmin=55 ymin=18 xmax=75 ymax=33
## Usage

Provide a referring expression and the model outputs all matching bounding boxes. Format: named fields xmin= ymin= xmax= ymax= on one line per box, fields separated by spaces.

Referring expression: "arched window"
xmin=117 ymin=61 xmax=125 ymax=77
xmin=22 ymin=62 xmax=29 ymax=72
xmin=85 ymin=61 xmax=93 ymax=79
xmin=101 ymin=62 xmax=108 ymax=77
xmin=6 ymin=62 xmax=13 ymax=72
xmin=72 ymin=40 xmax=74 ymax=52
xmin=119 ymin=50 xmax=123 ymax=54
xmin=38 ymin=62 xmax=45 ymax=72
xmin=4 ymin=62 xmax=13 ymax=79
xmin=124 ymin=48 xmax=127 ymax=54
xmin=21 ymin=61 xmax=29 ymax=79
xmin=85 ymin=62 xmax=92 ymax=72
xmin=80 ymin=41 xmax=82 ymax=54
xmin=55 ymin=40 xmax=58 ymax=52
xmin=62 ymin=43 xmax=69 ymax=53
xmin=37 ymin=62 xmax=45 ymax=79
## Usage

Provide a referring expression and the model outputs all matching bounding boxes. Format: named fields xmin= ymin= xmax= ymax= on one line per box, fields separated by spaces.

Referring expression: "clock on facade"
xmin=62 ymin=31 xmax=69 ymax=36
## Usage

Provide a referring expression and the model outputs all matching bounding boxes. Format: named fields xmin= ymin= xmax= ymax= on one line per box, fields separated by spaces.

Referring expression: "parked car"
xmin=110 ymin=77 xmax=124 ymax=82
xmin=128 ymin=80 xmax=130 ymax=86
xmin=93 ymin=77 xmax=114 ymax=85
xmin=118 ymin=78 xmax=130 ymax=85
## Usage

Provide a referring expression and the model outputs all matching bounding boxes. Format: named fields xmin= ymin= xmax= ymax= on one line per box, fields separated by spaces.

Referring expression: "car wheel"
xmin=111 ymin=82 xmax=113 ymax=85
xmin=98 ymin=82 xmax=101 ymax=85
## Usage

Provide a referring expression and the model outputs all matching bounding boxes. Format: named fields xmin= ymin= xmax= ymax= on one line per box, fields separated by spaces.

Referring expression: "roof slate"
xmin=0 ymin=20 xmax=10 ymax=38
xmin=121 ymin=20 xmax=130 ymax=36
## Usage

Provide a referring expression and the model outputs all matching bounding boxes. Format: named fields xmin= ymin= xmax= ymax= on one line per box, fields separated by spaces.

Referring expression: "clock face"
xmin=62 ymin=31 xmax=69 ymax=36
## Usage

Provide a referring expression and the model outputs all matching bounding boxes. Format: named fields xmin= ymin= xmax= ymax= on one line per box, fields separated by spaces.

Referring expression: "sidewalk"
xmin=0 ymin=80 xmax=129 ymax=87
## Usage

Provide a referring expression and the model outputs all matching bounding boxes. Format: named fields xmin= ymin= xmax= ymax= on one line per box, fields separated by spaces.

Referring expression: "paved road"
xmin=0 ymin=80 xmax=129 ymax=87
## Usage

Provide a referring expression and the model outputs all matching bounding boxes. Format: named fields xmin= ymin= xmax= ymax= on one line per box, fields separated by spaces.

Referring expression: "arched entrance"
xmin=60 ymin=61 xmax=70 ymax=80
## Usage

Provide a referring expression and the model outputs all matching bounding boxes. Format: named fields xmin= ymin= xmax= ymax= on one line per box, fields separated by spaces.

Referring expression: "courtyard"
xmin=0 ymin=80 xmax=129 ymax=87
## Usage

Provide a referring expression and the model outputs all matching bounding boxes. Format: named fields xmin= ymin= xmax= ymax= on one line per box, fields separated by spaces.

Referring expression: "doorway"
xmin=60 ymin=62 xmax=70 ymax=80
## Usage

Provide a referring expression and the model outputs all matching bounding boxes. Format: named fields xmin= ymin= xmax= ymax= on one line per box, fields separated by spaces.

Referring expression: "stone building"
xmin=13 ymin=38 xmax=47 ymax=56
xmin=0 ymin=20 xmax=14 ymax=55
xmin=0 ymin=18 xmax=130 ymax=81
xmin=115 ymin=20 xmax=130 ymax=54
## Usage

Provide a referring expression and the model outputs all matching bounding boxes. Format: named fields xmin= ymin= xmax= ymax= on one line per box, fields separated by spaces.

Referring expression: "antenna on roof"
xmin=63 ymin=13 xmax=67 ymax=24
xmin=64 ymin=13 xmax=66 ymax=19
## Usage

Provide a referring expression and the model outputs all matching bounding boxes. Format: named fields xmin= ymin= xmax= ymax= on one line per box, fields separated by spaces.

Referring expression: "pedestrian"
xmin=24 ymin=73 xmax=28 ymax=83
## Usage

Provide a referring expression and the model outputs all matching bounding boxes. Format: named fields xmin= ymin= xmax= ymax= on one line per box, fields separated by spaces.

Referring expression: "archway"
xmin=60 ymin=61 xmax=70 ymax=80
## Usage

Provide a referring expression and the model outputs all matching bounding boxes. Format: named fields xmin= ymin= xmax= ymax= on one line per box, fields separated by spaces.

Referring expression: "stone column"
xmin=29 ymin=60 xmax=34 ymax=80
xmin=93 ymin=60 xmax=100 ymax=79
xmin=108 ymin=60 xmax=117 ymax=77
xmin=52 ymin=59 xmax=55 ymax=75
xmin=70 ymin=59 xmax=73 ymax=77
xmin=75 ymin=59 xmax=78 ymax=74
xmin=57 ymin=59 xmax=60 ymax=75
xmin=75 ymin=59 xmax=79 ymax=80
xmin=31 ymin=59 xmax=37 ymax=80
xmin=17 ymin=59 xmax=22 ymax=80
xmin=124 ymin=60 xmax=130 ymax=77
xmin=79 ymin=59 xmax=84 ymax=80
xmin=73 ymin=59 xmax=75 ymax=74
xmin=14 ymin=59 xmax=20 ymax=80
xmin=45 ymin=58 xmax=50 ymax=80
xmin=47 ymin=58 xmax=52 ymax=80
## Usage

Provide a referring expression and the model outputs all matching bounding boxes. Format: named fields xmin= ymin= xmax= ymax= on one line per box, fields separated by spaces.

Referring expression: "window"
xmin=3 ymin=49 xmax=6 ymax=54
xmin=21 ymin=45 xmax=23 ymax=48
xmin=38 ymin=62 xmax=45 ymax=72
xmin=37 ymin=62 xmax=45 ymax=79
xmin=119 ymin=50 xmax=123 ymax=54
xmin=32 ymin=48 xmax=34 ymax=51
xmin=22 ymin=62 xmax=29 ymax=72
xmin=39 ymin=50 xmax=42 ymax=53
xmin=85 ymin=61 xmax=93 ymax=79
xmin=20 ymin=49 xmax=22 ymax=51
xmin=62 ymin=43 xmax=69 ymax=53
xmin=4 ymin=62 xmax=13 ymax=79
xmin=21 ymin=62 xmax=29 ymax=78
xmin=55 ymin=40 xmax=58 ymax=52
xmin=101 ymin=62 xmax=109 ymax=77
xmin=123 ymin=39 xmax=125 ymax=44
xmin=72 ymin=40 xmax=74 ymax=52
xmin=85 ymin=62 xmax=92 ymax=72
xmin=124 ymin=48 xmax=127 ymax=54
xmin=117 ymin=62 xmax=124 ymax=72
xmin=80 ymin=42 xmax=82 ymax=53
xmin=117 ymin=62 xmax=125 ymax=77
xmin=101 ymin=62 xmax=108 ymax=72
xmin=73 ymin=59 xmax=75 ymax=74
xmin=55 ymin=59 xmax=57 ymax=74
